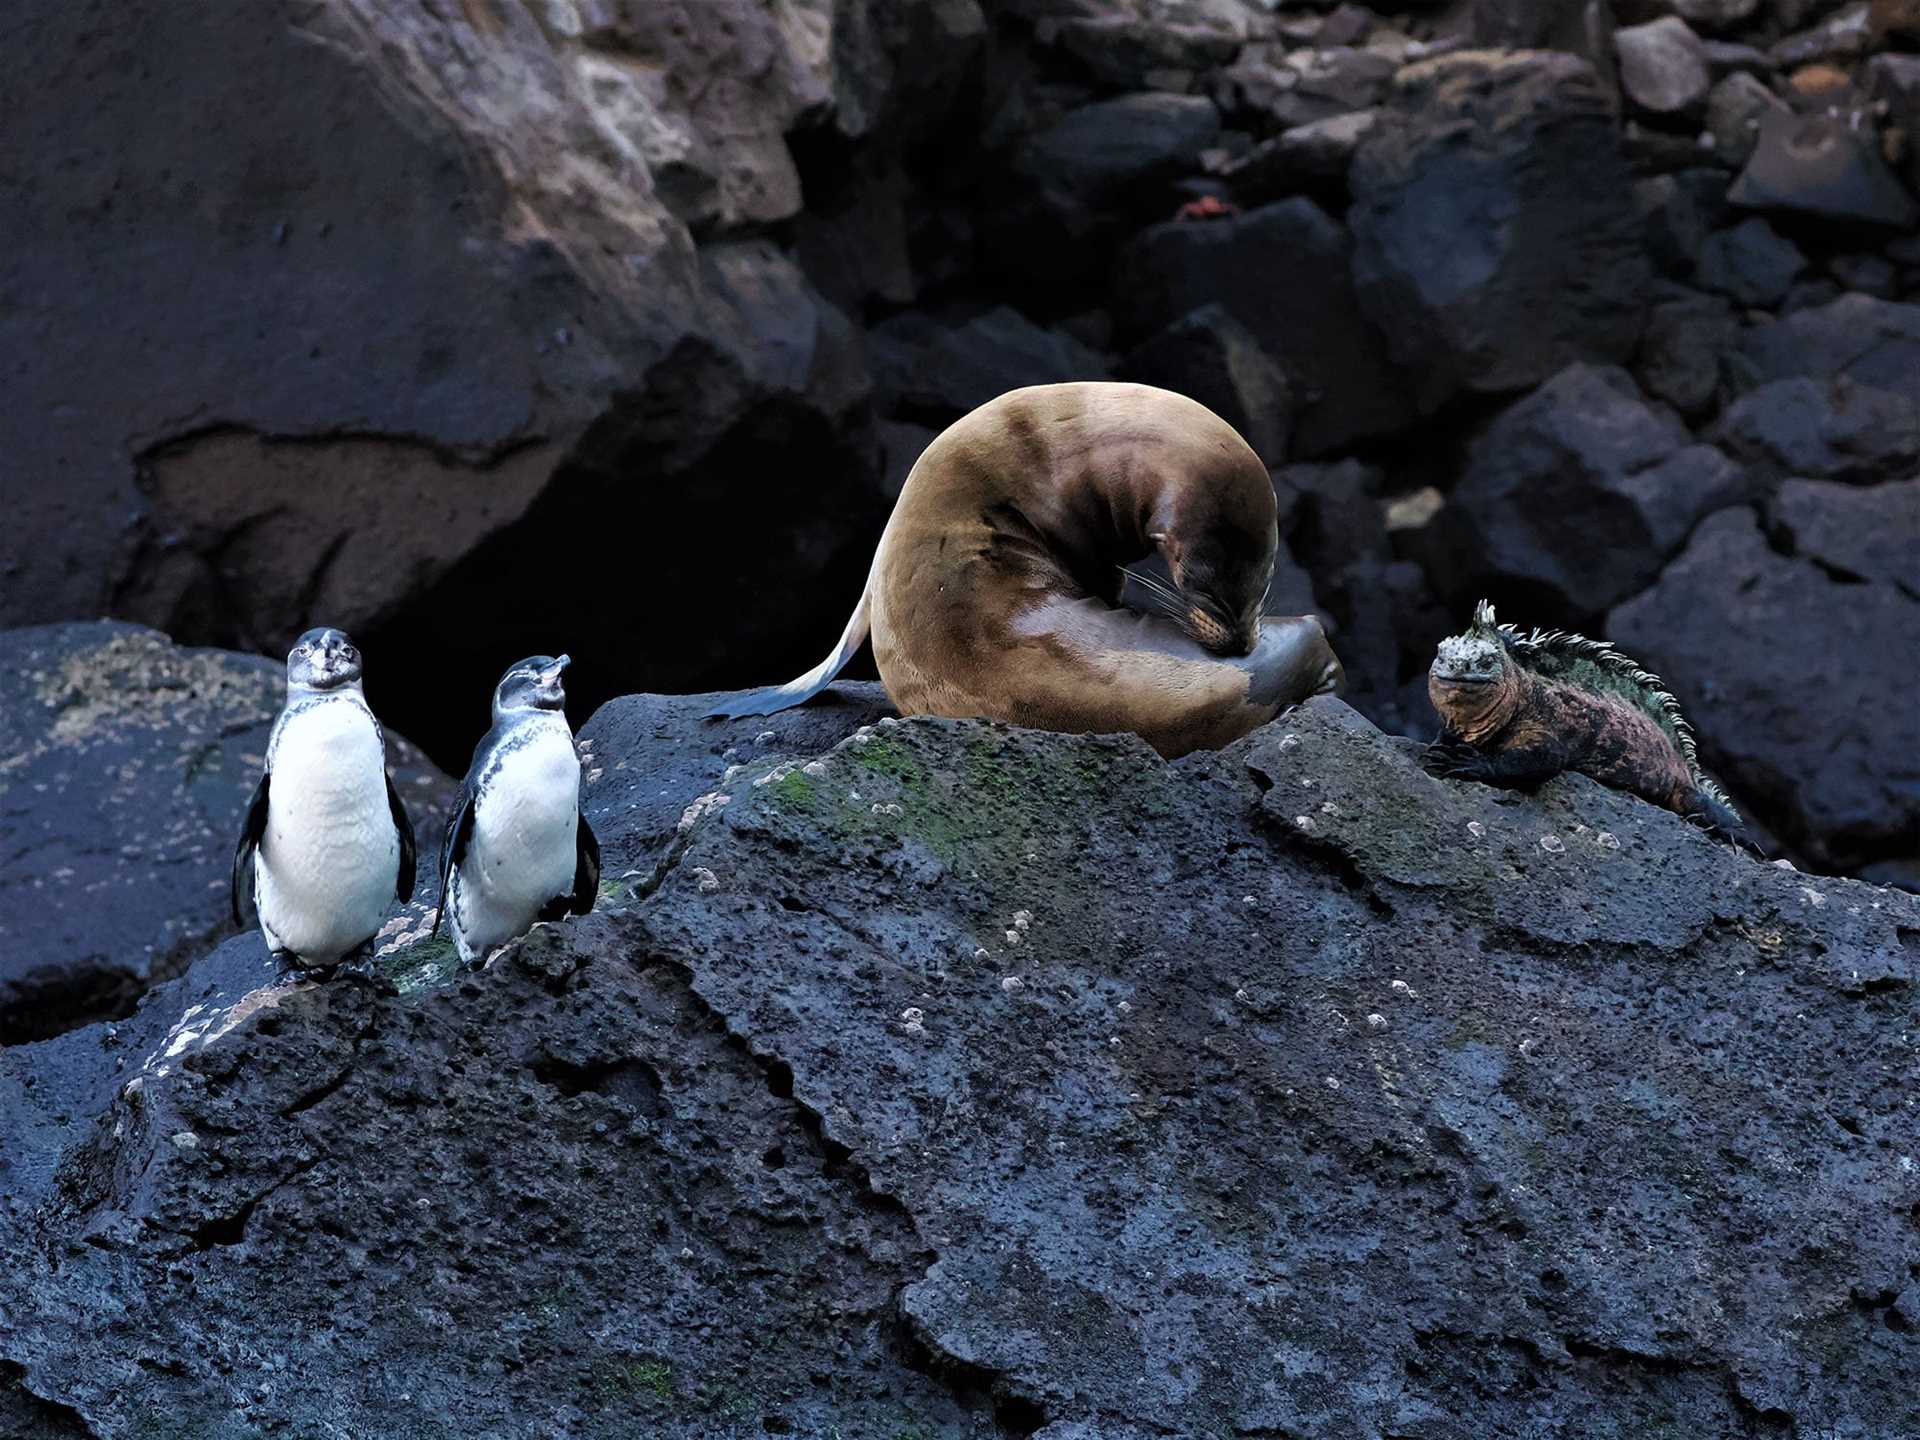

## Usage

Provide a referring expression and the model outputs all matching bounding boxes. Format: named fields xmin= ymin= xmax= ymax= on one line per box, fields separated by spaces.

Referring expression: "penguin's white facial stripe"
xmin=491 ymin=655 xmax=569 ymax=716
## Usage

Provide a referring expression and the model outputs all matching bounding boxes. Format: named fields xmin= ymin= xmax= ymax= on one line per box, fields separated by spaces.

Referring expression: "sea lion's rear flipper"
xmin=706 ymin=590 xmax=873 ymax=719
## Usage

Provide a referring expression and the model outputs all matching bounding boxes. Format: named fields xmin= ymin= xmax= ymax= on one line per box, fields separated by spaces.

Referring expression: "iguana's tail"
xmin=1692 ymin=783 xmax=1760 ymax=854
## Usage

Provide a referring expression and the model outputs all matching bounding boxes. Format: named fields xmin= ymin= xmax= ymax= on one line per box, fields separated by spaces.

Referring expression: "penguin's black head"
xmin=287 ymin=628 xmax=363 ymax=692
xmin=493 ymin=655 xmax=570 ymax=720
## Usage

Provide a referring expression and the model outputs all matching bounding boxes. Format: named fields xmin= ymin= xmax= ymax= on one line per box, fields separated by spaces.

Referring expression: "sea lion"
xmin=709 ymin=381 xmax=1344 ymax=759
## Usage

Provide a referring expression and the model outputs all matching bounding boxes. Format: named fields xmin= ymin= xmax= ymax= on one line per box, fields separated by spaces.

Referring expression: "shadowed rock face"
xmin=0 ymin=623 xmax=453 ymax=1045
xmin=3 ymin=696 xmax=1915 ymax=1437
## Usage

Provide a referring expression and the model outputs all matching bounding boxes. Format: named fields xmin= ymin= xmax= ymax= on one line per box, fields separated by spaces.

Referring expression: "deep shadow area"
xmin=360 ymin=393 xmax=889 ymax=773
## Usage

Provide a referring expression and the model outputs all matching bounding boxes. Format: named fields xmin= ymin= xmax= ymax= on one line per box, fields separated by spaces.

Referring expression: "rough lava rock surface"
xmin=1349 ymin=51 xmax=1652 ymax=413
xmin=2 ymin=695 xmax=1916 ymax=1437
xmin=0 ymin=623 xmax=452 ymax=1047
xmin=1612 ymin=501 xmax=1920 ymax=877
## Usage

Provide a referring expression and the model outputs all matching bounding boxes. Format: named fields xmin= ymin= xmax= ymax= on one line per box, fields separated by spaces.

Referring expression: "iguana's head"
xmin=1429 ymin=600 xmax=1522 ymax=742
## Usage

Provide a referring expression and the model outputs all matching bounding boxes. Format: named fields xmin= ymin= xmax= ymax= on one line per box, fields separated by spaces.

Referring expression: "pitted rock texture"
xmin=4 ymin=0 xmax=907 ymax=766
xmin=1348 ymin=51 xmax=1652 ymax=412
xmin=0 ymin=623 xmax=452 ymax=1045
xmin=3 ymin=696 xmax=1915 ymax=1438
xmin=1612 ymin=500 xmax=1920 ymax=876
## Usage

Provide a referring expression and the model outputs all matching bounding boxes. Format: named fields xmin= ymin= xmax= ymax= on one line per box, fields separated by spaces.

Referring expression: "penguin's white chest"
xmin=257 ymin=700 xmax=397 ymax=961
xmin=453 ymin=722 xmax=581 ymax=956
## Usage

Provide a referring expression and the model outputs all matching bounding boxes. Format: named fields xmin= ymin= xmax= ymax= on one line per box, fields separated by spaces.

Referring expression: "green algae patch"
xmin=377 ymin=934 xmax=462 ymax=995
xmin=771 ymin=769 xmax=819 ymax=808
xmin=593 ymin=1354 xmax=675 ymax=1404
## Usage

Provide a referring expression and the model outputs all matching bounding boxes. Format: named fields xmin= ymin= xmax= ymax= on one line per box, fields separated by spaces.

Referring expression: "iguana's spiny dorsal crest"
xmin=1431 ymin=599 xmax=1742 ymax=836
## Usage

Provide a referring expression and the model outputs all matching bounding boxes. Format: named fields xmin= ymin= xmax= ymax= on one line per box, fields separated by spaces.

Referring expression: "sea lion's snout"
xmin=1183 ymin=603 xmax=1238 ymax=654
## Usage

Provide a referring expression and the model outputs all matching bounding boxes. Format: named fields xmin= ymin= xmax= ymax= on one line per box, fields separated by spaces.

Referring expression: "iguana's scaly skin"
xmin=1426 ymin=600 xmax=1744 ymax=840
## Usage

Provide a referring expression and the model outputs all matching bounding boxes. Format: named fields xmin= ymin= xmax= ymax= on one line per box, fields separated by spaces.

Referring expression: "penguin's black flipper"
xmin=432 ymin=783 xmax=474 ymax=937
xmin=571 ymin=812 xmax=601 ymax=916
xmin=386 ymin=772 xmax=417 ymax=903
xmin=232 ymin=771 xmax=271 ymax=926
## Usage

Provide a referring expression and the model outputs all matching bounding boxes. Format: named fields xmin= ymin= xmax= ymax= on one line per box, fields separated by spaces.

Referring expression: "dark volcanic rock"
xmin=1012 ymin=93 xmax=1222 ymax=215
xmin=1456 ymin=0 xmax=1618 ymax=68
xmin=1117 ymin=304 xmax=1294 ymax=465
xmin=1735 ymin=294 xmax=1920 ymax=402
xmin=1613 ymin=502 xmax=1920 ymax=871
xmin=1615 ymin=16 xmax=1712 ymax=116
xmin=1115 ymin=199 xmax=1412 ymax=456
xmin=1704 ymin=70 xmax=1784 ymax=167
xmin=1042 ymin=0 xmax=1260 ymax=91
xmin=1728 ymin=108 xmax=1919 ymax=228
xmin=1693 ymin=216 xmax=1807 ymax=305
xmin=1348 ymin=52 xmax=1654 ymax=413
xmin=1637 ymin=168 xmax=1737 ymax=277
xmin=4 ymin=699 xmax=1917 ymax=1436
xmin=577 ymin=685 xmax=896 ymax=879
xmin=1438 ymin=364 xmax=1750 ymax=615
xmin=0 ymin=623 xmax=451 ymax=1045
xmin=1220 ymin=109 xmax=1379 ymax=206
xmin=870 ymin=306 xmax=1110 ymax=424
xmin=1712 ymin=377 xmax=1920 ymax=482
xmin=3 ymin=0 xmax=942 ymax=766
xmin=1634 ymin=288 xmax=1739 ymax=416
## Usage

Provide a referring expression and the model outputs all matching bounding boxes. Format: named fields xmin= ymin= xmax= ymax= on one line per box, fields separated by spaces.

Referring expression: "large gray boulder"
xmin=1 ymin=0 xmax=976 ymax=759
xmin=1348 ymin=52 xmax=1652 ymax=413
xmin=1436 ymin=365 xmax=1749 ymax=615
xmin=1114 ymin=199 xmax=1414 ymax=457
xmin=2 ymin=696 xmax=1916 ymax=1436
xmin=1612 ymin=495 xmax=1920 ymax=873
xmin=0 ymin=623 xmax=452 ymax=1044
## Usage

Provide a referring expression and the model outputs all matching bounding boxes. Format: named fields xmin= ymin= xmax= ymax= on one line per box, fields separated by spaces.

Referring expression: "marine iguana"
xmin=1425 ymin=600 xmax=1744 ymax=840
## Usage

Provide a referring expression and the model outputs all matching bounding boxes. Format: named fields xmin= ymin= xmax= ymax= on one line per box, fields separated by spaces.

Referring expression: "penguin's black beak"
xmin=537 ymin=655 xmax=570 ymax=702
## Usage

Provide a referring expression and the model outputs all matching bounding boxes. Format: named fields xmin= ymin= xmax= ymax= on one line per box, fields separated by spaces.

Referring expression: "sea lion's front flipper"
xmin=993 ymin=601 xmax=1343 ymax=759
xmin=1241 ymin=614 xmax=1343 ymax=711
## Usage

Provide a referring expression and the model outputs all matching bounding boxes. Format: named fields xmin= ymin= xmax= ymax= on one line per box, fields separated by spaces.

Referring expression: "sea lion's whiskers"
xmin=1118 ymin=563 xmax=1184 ymax=614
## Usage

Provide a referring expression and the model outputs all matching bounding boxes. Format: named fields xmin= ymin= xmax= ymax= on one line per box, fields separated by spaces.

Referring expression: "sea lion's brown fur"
xmin=710 ymin=382 xmax=1344 ymax=758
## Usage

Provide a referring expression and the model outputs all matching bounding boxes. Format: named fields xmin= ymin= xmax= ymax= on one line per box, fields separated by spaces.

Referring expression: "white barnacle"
xmin=1390 ymin=979 xmax=1413 ymax=996
xmin=1595 ymin=831 xmax=1620 ymax=850
xmin=1001 ymin=975 xmax=1024 ymax=992
xmin=1539 ymin=835 xmax=1565 ymax=854
xmin=802 ymin=761 xmax=828 ymax=777
xmin=689 ymin=867 xmax=720 ymax=894
xmin=1466 ymin=821 xmax=1485 ymax=839
xmin=1012 ymin=910 xmax=1033 ymax=931
xmin=678 ymin=792 xmax=730 ymax=832
xmin=1366 ymin=1013 xmax=1387 ymax=1030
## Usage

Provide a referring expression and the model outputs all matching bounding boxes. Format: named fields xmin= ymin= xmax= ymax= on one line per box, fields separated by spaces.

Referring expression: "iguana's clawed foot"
xmin=1422 ymin=740 xmax=1495 ymax=782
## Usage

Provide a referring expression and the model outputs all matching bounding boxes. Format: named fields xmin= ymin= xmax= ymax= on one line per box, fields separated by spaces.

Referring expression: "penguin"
xmin=432 ymin=655 xmax=599 ymax=965
xmin=231 ymin=627 xmax=417 ymax=972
